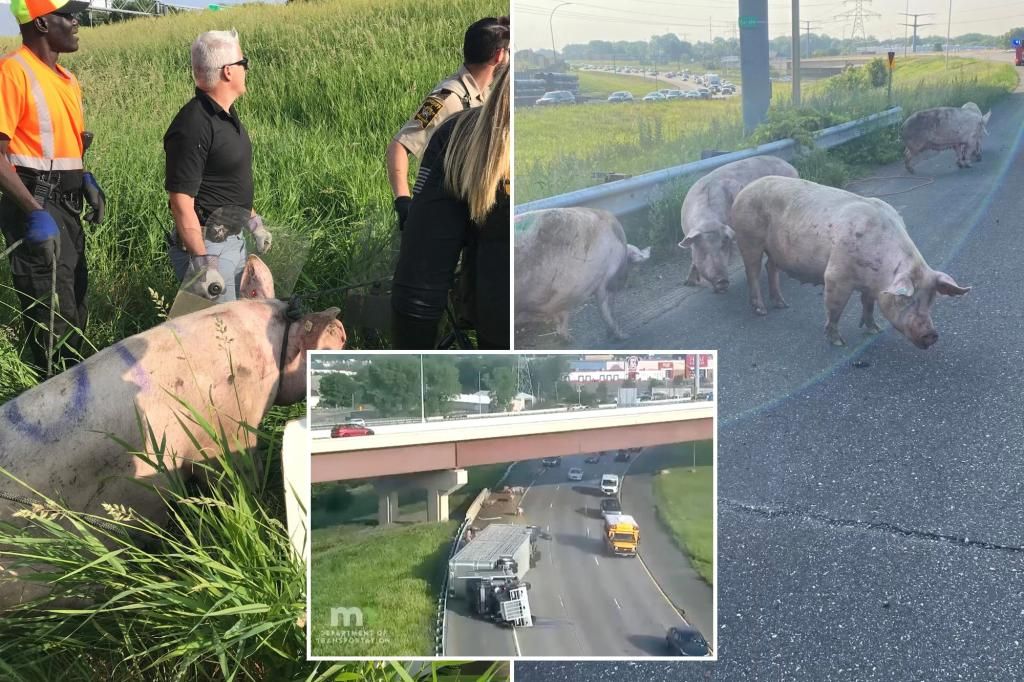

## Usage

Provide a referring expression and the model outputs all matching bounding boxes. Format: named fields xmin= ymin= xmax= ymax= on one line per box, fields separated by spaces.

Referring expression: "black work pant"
xmin=0 ymin=194 xmax=88 ymax=372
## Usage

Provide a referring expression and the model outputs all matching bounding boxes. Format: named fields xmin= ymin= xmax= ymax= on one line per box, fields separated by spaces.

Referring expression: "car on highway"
xmin=599 ymin=497 xmax=622 ymax=516
xmin=600 ymin=474 xmax=620 ymax=495
xmin=721 ymin=85 xmax=736 ymax=95
xmin=666 ymin=626 xmax=711 ymax=656
xmin=536 ymin=90 xmax=575 ymax=106
xmin=665 ymin=90 xmax=686 ymax=99
xmin=642 ymin=91 xmax=667 ymax=101
xmin=345 ymin=417 xmax=366 ymax=427
xmin=697 ymin=87 xmax=711 ymax=98
xmin=684 ymin=90 xmax=701 ymax=99
xmin=330 ymin=424 xmax=374 ymax=437
xmin=615 ymin=449 xmax=632 ymax=462
xmin=584 ymin=454 xmax=601 ymax=463
xmin=607 ymin=91 xmax=633 ymax=102
xmin=567 ymin=467 xmax=584 ymax=481
xmin=541 ymin=456 xmax=562 ymax=467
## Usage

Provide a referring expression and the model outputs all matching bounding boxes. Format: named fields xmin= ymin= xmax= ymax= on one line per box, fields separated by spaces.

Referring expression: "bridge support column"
xmin=377 ymin=490 xmax=400 ymax=526
xmin=425 ymin=468 xmax=469 ymax=522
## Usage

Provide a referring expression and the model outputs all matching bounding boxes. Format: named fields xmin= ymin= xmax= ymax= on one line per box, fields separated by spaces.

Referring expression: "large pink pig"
xmin=730 ymin=176 xmax=970 ymax=348
xmin=901 ymin=105 xmax=990 ymax=173
xmin=0 ymin=257 xmax=345 ymax=606
xmin=679 ymin=156 xmax=798 ymax=293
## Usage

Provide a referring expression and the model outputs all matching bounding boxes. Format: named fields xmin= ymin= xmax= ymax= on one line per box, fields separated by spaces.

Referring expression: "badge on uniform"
xmin=414 ymin=95 xmax=445 ymax=128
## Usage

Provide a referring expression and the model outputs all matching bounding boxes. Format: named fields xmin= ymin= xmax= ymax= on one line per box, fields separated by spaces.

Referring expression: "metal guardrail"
xmin=437 ymin=514 xmax=473 ymax=655
xmin=514 ymin=106 xmax=903 ymax=219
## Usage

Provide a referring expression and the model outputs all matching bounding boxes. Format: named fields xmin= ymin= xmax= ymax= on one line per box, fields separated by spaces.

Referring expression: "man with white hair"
xmin=163 ymin=29 xmax=271 ymax=302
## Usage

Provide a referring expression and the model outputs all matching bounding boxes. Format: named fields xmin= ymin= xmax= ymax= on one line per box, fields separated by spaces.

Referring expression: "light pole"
xmin=420 ymin=355 xmax=425 ymax=423
xmin=945 ymin=0 xmax=952 ymax=68
xmin=549 ymin=2 xmax=572 ymax=69
xmin=478 ymin=369 xmax=483 ymax=415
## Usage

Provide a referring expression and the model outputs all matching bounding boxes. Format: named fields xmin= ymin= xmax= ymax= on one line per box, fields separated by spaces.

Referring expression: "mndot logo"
xmin=738 ymin=15 xmax=760 ymax=29
xmin=330 ymin=606 xmax=365 ymax=627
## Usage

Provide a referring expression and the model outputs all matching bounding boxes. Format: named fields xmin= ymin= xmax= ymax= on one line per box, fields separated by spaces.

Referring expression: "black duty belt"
xmin=15 ymin=167 xmax=84 ymax=194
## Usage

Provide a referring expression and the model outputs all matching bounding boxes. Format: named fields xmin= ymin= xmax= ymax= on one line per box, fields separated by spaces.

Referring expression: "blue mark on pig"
xmin=114 ymin=343 xmax=150 ymax=393
xmin=3 ymin=366 xmax=90 ymax=443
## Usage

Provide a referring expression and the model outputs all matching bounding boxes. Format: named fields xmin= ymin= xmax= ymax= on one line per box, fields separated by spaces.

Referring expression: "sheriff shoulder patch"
xmin=414 ymin=95 xmax=446 ymax=128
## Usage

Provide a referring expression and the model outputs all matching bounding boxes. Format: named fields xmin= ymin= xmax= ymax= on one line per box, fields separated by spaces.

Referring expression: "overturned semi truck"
xmin=448 ymin=523 xmax=540 ymax=627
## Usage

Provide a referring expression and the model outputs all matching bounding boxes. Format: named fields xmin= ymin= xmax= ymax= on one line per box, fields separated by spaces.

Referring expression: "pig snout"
xmin=711 ymin=277 xmax=729 ymax=293
xmin=913 ymin=329 xmax=939 ymax=349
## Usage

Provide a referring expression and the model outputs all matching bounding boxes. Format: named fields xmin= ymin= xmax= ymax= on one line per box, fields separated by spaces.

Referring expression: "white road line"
xmin=549 ymin=502 xmax=553 ymax=509
xmin=593 ymin=556 xmax=600 ymax=567
xmin=586 ymin=526 xmax=590 ymax=537
xmin=559 ymin=596 xmax=565 ymax=610
xmin=613 ymin=598 xmax=622 ymax=610
xmin=512 ymin=624 xmax=522 ymax=656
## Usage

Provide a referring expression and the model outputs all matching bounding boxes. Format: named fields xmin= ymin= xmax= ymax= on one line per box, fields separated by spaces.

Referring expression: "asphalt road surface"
xmin=446 ymin=450 xmax=711 ymax=657
xmin=517 ymin=72 xmax=1024 ymax=679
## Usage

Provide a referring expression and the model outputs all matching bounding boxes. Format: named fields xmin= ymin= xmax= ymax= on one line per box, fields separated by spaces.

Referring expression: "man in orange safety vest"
xmin=0 ymin=0 xmax=105 ymax=374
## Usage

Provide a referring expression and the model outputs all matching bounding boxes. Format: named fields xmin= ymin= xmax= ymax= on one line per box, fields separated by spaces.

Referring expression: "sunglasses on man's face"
xmin=223 ymin=57 xmax=250 ymax=72
xmin=51 ymin=11 xmax=79 ymax=21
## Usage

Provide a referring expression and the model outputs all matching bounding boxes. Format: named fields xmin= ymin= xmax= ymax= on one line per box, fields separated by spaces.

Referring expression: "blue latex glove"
xmin=82 ymin=172 xmax=106 ymax=224
xmin=25 ymin=210 xmax=58 ymax=264
xmin=26 ymin=210 xmax=59 ymax=245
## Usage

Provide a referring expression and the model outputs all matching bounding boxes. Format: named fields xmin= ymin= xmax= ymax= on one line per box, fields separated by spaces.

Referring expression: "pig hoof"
xmin=752 ymin=305 xmax=767 ymax=316
xmin=861 ymin=321 xmax=881 ymax=335
xmin=770 ymin=298 xmax=789 ymax=310
xmin=683 ymin=277 xmax=699 ymax=287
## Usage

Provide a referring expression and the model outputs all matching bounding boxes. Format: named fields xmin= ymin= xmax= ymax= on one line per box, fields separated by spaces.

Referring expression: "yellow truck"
xmin=604 ymin=513 xmax=640 ymax=556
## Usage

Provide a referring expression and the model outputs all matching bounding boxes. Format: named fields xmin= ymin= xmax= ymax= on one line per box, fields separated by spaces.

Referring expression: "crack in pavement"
xmin=721 ymin=497 xmax=1024 ymax=555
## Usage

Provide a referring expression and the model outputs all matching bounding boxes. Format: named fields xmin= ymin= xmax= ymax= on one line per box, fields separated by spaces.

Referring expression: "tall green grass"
xmin=515 ymin=56 xmax=1016 ymax=204
xmin=0 ymin=0 xmax=504 ymax=376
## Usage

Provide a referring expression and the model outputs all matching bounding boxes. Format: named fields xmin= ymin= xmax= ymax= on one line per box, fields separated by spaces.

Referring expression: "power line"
xmin=899 ymin=13 xmax=935 ymax=54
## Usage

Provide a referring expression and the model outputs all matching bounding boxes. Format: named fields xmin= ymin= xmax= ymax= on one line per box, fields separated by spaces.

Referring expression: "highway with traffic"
xmin=445 ymin=447 xmax=713 ymax=657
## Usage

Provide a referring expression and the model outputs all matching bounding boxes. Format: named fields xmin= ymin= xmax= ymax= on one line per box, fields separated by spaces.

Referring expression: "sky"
xmin=515 ymin=0 xmax=1024 ymax=50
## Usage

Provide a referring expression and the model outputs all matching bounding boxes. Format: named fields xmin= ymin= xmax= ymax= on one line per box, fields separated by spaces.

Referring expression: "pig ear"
xmin=983 ymin=111 xmax=991 ymax=124
xmin=883 ymin=273 xmax=915 ymax=298
xmin=935 ymin=272 xmax=970 ymax=297
xmin=238 ymin=255 xmax=275 ymax=299
xmin=723 ymin=224 xmax=736 ymax=241
xmin=299 ymin=307 xmax=346 ymax=350
xmin=679 ymin=235 xmax=697 ymax=249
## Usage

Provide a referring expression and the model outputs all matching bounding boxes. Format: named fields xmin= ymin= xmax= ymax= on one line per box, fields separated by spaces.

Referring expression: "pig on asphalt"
xmin=679 ymin=156 xmax=799 ymax=293
xmin=0 ymin=256 xmax=346 ymax=607
xmin=730 ymin=176 xmax=970 ymax=349
xmin=960 ymin=102 xmax=989 ymax=162
xmin=901 ymin=105 xmax=990 ymax=173
xmin=515 ymin=207 xmax=650 ymax=341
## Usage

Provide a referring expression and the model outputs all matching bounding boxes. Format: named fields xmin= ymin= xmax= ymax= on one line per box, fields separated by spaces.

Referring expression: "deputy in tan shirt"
xmin=387 ymin=16 xmax=508 ymax=229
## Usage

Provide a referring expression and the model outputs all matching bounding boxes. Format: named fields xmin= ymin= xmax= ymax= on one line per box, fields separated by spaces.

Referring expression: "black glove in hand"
xmin=82 ymin=172 xmax=106 ymax=224
xmin=394 ymin=196 xmax=412 ymax=230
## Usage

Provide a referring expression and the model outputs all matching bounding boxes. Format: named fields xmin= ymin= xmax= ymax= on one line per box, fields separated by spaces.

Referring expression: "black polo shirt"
xmin=163 ymin=88 xmax=253 ymax=223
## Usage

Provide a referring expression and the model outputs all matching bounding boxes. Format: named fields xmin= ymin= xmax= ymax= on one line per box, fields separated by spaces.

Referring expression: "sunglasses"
xmin=51 ymin=10 xmax=79 ymax=21
xmin=223 ymin=56 xmax=249 ymax=72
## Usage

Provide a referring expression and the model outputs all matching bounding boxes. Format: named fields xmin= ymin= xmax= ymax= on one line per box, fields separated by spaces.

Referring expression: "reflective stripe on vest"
xmin=3 ymin=54 xmax=83 ymax=172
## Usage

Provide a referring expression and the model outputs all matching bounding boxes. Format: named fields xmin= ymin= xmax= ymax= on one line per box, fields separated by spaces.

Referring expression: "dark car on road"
xmin=614 ymin=449 xmax=632 ymax=462
xmin=331 ymin=424 xmax=374 ymax=437
xmin=607 ymin=90 xmax=633 ymax=103
xmin=541 ymin=456 xmax=562 ymax=467
xmin=536 ymin=90 xmax=575 ymax=106
xmin=666 ymin=626 xmax=710 ymax=656
xmin=599 ymin=498 xmax=622 ymax=515
xmin=584 ymin=454 xmax=601 ymax=463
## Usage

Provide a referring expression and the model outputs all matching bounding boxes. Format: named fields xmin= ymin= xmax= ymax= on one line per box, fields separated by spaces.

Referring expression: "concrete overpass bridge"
xmin=309 ymin=402 xmax=714 ymax=527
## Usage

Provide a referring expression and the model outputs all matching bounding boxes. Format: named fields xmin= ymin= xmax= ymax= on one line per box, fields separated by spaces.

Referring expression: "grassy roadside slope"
xmin=515 ymin=56 xmax=1016 ymax=203
xmin=651 ymin=440 xmax=715 ymax=585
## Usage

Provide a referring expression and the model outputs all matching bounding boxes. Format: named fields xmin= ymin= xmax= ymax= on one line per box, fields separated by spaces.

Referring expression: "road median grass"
xmin=651 ymin=440 xmax=714 ymax=586
xmin=310 ymin=520 xmax=459 ymax=656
